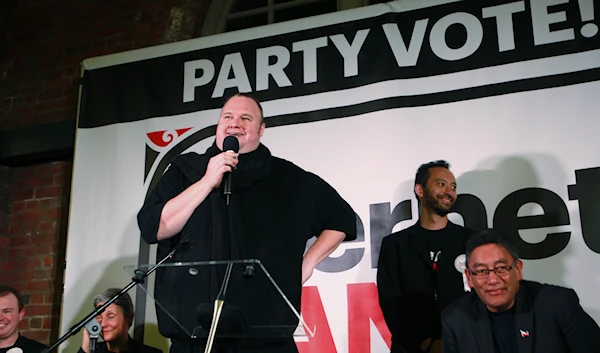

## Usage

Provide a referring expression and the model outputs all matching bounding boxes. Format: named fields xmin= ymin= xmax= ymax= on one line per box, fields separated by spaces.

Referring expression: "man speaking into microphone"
xmin=137 ymin=93 xmax=356 ymax=353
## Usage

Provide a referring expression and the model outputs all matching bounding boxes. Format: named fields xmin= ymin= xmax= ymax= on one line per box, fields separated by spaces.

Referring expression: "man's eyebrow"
xmin=221 ymin=111 xmax=254 ymax=118
xmin=471 ymin=259 xmax=510 ymax=268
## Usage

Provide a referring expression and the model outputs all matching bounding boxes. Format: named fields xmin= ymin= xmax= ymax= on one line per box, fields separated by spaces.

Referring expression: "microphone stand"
xmin=43 ymin=239 xmax=191 ymax=353
xmin=203 ymin=262 xmax=234 ymax=353
xmin=84 ymin=317 xmax=101 ymax=353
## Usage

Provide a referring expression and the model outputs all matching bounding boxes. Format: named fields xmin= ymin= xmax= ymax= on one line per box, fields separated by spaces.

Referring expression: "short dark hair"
xmin=465 ymin=229 xmax=519 ymax=268
xmin=414 ymin=160 xmax=451 ymax=201
xmin=223 ymin=92 xmax=265 ymax=124
xmin=0 ymin=285 xmax=24 ymax=312
xmin=94 ymin=288 xmax=134 ymax=327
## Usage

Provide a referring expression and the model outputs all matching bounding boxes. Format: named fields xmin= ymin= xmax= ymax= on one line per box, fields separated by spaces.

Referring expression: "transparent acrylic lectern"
xmin=124 ymin=259 xmax=315 ymax=352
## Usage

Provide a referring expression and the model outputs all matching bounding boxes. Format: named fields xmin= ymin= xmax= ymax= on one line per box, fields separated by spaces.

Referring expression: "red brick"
xmin=25 ymin=256 xmax=42 ymax=269
xmin=34 ymin=269 xmax=53 ymax=280
xmin=29 ymin=317 xmax=43 ymax=329
xmin=37 ymin=222 xmax=54 ymax=232
xmin=25 ymin=304 xmax=52 ymax=316
xmin=33 ymin=244 xmax=54 ymax=256
xmin=39 ymin=176 xmax=55 ymax=188
xmin=27 ymin=179 xmax=42 ymax=190
xmin=26 ymin=280 xmax=52 ymax=292
xmin=11 ymin=201 xmax=25 ymax=213
xmin=41 ymin=199 xmax=61 ymax=209
xmin=8 ymin=236 xmax=30 ymax=247
xmin=8 ymin=223 xmax=23 ymax=234
xmin=22 ymin=222 xmax=38 ymax=234
xmin=25 ymin=199 xmax=41 ymax=210
xmin=8 ymin=247 xmax=34 ymax=258
xmin=42 ymin=256 xmax=53 ymax=268
xmin=34 ymin=186 xmax=61 ymax=199
xmin=14 ymin=210 xmax=45 ymax=224
xmin=0 ymin=261 xmax=16 ymax=271
xmin=50 ymin=162 xmax=66 ymax=173
xmin=45 ymin=207 xmax=62 ymax=220
xmin=44 ymin=292 xmax=55 ymax=304
xmin=29 ymin=293 xmax=45 ymax=305
xmin=42 ymin=317 xmax=54 ymax=330
xmin=3 ymin=270 xmax=21 ymax=282
xmin=12 ymin=189 xmax=35 ymax=201
xmin=22 ymin=270 xmax=35 ymax=282
xmin=32 ymin=164 xmax=51 ymax=176
xmin=34 ymin=232 xmax=57 ymax=245
xmin=53 ymin=175 xmax=64 ymax=186
xmin=0 ymin=236 xmax=8 ymax=247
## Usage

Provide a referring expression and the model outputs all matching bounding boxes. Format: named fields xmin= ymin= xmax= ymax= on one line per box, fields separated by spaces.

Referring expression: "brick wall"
xmin=0 ymin=0 xmax=210 ymax=130
xmin=0 ymin=0 xmax=211 ymax=345
xmin=4 ymin=161 xmax=72 ymax=344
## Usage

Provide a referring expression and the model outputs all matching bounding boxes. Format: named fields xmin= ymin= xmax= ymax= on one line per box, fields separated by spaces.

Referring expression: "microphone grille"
xmin=223 ymin=136 xmax=239 ymax=153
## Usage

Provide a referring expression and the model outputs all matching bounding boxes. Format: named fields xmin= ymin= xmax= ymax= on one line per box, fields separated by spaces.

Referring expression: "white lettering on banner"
xmin=329 ymin=29 xmax=370 ymax=77
xmin=482 ymin=1 xmax=526 ymax=52
xmin=382 ymin=19 xmax=429 ymax=67
xmin=579 ymin=0 xmax=599 ymax=38
xmin=430 ymin=12 xmax=484 ymax=61
xmin=256 ymin=46 xmax=293 ymax=91
xmin=183 ymin=59 xmax=215 ymax=103
xmin=292 ymin=37 xmax=328 ymax=84
xmin=531 ymin=0 xmax=575 ymax=45
xmin=212 ymin=52 xmax=252 ymax=98
xmin=181 ymin=0 xmax=596 ymax=101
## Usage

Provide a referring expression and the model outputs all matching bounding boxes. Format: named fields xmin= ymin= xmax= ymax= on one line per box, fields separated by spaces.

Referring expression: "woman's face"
xmin=96 ymin=303 xmax=130 ymax=343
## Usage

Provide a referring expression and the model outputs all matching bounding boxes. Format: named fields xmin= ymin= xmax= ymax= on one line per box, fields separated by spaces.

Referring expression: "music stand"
xmin=125 ymin=259 xmax=315 ymax=353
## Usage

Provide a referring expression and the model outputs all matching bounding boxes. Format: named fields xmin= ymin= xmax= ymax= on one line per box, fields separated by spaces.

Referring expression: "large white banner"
xmin=62 ymin=1 xmax=600 ymax=353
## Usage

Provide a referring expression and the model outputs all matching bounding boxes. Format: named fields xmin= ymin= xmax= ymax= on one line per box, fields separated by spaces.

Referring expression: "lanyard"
xmin=427 ymin=233 xmax=445 ymax=301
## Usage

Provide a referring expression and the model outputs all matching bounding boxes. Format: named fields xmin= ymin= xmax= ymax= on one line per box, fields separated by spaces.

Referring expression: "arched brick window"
xmin=201 ymin=0 xmax=391 ymax=35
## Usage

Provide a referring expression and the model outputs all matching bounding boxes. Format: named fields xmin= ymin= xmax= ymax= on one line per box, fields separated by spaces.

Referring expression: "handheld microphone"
xmin=222 ymin=136 xmax=239 ymax=205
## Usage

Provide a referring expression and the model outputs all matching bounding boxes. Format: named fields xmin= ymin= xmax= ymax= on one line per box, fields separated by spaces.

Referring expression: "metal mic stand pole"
xmin=84 ymin=318 xmax=101 ymax=353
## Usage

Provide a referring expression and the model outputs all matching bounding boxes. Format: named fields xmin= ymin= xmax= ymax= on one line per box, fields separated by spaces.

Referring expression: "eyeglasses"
xmin=467 ymin=261 xmax=517 ymax=279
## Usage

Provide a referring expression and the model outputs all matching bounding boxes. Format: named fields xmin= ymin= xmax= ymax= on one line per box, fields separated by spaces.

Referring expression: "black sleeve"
xmin=441 ymin=309 xmax=459 ymax=353
xmin=560 ymin=288 xmax=600 ymax=352
xmin=377 ymin=236 xmax=402 ymax=337
xmin=16 ymin=336 xmax=48 ymax=353
xmin=377 ymin=235 xmax=430 ymax=352
xmin=137 ymin=164 xmax=187 ymax=244
xmin=307 ymin=173 xmax=356 ymax=241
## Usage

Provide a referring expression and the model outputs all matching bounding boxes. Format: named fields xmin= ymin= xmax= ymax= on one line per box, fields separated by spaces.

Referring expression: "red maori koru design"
xmin=146 ymin=128 xmax=192 ymax=149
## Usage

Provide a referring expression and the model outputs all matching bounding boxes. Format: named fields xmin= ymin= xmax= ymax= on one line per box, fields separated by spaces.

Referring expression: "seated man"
xmin=0 ymin=285 xmax=48 ymax=353
xmin=80 ymin=288 xmax=162 ymax=353
xmin=441 ymin=229 xmax=600 ymax=353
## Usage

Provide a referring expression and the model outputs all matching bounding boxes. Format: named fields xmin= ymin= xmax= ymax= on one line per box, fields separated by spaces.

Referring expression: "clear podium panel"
xmin=124 ymin=259 xmax=315 ymax=345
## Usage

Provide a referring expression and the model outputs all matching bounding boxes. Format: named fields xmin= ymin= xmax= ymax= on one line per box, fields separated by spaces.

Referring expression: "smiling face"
xmin=215 ymin=95 xmax=266 ymax=154
xmin=96 ymin=303 xmax=131 ymax=344
xmin=415 ymin=166 xmax=457 ymax=216
xmin=466 ymin=244 xmax=523 ymax=313
xmin=0 ymin=293 xmax=24 ymax=348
